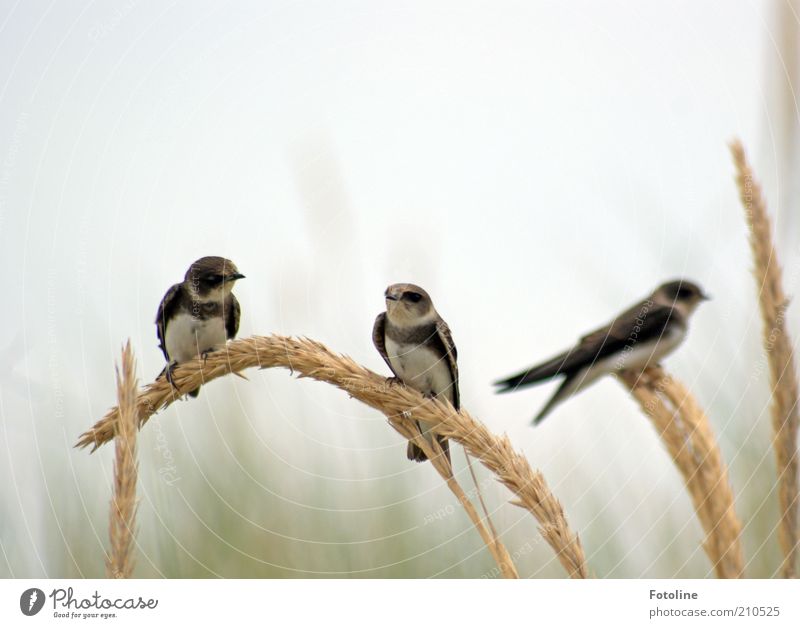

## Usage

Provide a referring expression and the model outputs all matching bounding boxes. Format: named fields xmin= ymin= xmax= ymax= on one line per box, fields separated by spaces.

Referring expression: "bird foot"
xmin=381 ymin=376 xmax=402 ymax=393
xmin=162 ymin=361 xmax=181 ymax=391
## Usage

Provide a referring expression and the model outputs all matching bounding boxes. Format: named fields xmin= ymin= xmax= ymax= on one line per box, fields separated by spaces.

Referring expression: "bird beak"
xmin=228 ymin=273 xmax=246 ymax=281
xmin=701 ymin=292 xmax=711 ymax=301
xmin=385 ymin=294 xmax=398 ymax=302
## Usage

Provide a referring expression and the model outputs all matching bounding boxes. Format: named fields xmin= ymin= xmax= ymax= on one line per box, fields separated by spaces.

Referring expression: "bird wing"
xmin=226 ymin=294 xmax=241 ymax=340
xmin=575 ymin=300 xmax=676 ymax=362
xmin=155 ymin=282 xmax=183 ymax=361
xmin=494 ymin=301 xmax=676 ymax=391
xmin=435 ymin=319 xmax=460 ymax=410
xmin=372 ymin=312 xmax=395 ymax=374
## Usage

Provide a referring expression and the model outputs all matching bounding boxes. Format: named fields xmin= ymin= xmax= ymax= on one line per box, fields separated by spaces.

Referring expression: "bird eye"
xmin=677 ymin=286 xmax=693 ymax=299
xmin=204 ymin=274 xmax=223 ymax=284
xmin=405 ymin=292 xmax=422 ymax=303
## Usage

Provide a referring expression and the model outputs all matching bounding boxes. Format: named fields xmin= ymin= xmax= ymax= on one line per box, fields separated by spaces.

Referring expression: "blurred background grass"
xmin=1 ymin=0 xmax=799 ymax=578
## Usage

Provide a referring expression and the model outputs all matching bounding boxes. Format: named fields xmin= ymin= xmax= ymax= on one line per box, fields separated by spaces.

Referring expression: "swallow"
xmin=494 ymin=279 xmax=709 ymax=424
xmin=373 ymin=283 xmax=458 ymax=463
xmin=156 ymin=256 xmax=245 ymax=397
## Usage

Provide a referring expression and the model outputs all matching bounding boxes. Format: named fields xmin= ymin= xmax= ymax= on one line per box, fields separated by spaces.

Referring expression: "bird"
xmin=494 ymin=279 xmax=709 ymax=425
xmin=373 ymin=283 xmax=459 ymax=463
xmin=155 ymin=256 xmax=245 ymax=397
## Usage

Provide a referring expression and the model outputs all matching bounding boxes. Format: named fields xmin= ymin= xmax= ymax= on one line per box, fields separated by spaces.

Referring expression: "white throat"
xmin=387 ymin=306 xmax=437 ymax=328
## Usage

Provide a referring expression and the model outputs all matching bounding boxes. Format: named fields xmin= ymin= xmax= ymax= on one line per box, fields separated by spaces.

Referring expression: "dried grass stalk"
xmin=78 ymin=334 xmax=588 ymax=579
xmin=620 ymin=367 xmax=744 ymax=578
xmin=401 ymin=428 xmax=517 ymax=578
xmin=731 ymin=139 xmax=800 ymax=578
xmin=106 ymin=340 xmax=139 ymax=578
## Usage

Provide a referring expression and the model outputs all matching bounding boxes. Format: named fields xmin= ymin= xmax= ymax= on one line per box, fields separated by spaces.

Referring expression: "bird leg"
xmin=161 ymin=361 xmax=181 ymax=392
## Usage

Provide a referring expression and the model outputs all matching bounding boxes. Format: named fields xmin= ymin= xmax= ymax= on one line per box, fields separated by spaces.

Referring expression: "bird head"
xmin=384 ymin=283 xmax=436 ymax=327
xmin=185 ymin=256 xmax=245 ymax=300
xmin=653 ymin=279 xmax=710 ymax=316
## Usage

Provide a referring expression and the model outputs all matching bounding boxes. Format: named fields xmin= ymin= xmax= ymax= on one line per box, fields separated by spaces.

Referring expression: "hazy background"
xmin=1 ymin=0 xmax=799 ymax=578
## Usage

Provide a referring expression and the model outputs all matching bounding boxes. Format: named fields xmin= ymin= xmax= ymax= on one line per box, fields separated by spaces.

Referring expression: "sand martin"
xmin=156 ymin=256 xmax=245 ymax=397
xmin=373 ymin=283 xmax=459 ymax=463
xmin=494 ymin=279 xmax=709 ymax=424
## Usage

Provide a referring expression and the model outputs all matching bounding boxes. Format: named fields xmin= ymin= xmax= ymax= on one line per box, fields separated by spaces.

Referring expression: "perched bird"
xmin=494 ymin=279 xmax=709 ymax=424
xmin=156 ymin=256 xmax=245 ymax=397
xmin=373 ymin=283 xmax=459 ymax=463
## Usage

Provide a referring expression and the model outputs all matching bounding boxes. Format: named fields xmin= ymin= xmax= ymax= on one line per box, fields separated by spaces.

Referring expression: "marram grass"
xmin=620 ymin=368 xmax=744 ymax=578
xmin=731 ymin=139 xmax=800 ymax=578
xmin=106 ymin=341 xmax=139 ymax=579
xmin=78 ymin=334 xmax=588 ymax=579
